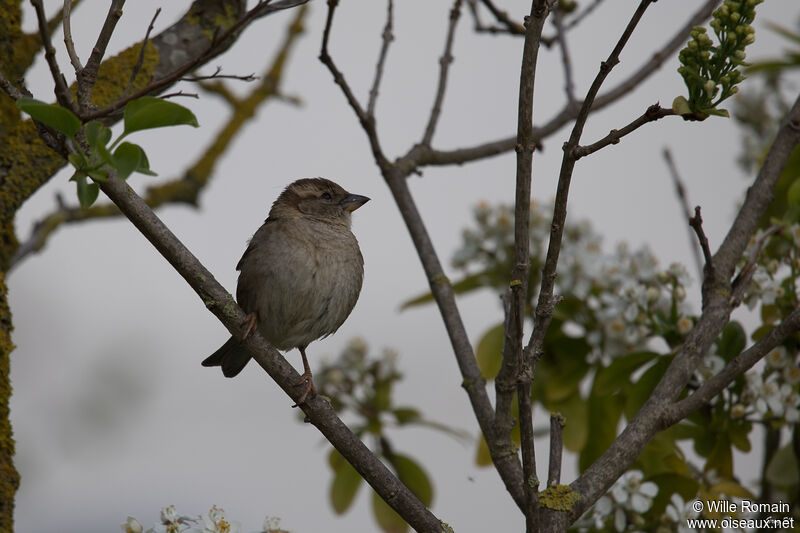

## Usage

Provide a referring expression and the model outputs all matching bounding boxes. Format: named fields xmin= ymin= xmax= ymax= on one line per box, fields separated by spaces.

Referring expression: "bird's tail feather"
xmin=202 ymin=337 xmax=251 ymax=377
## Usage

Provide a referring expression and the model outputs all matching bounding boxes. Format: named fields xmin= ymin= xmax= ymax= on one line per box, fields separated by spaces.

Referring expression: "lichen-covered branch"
xmin=567 ymin=92 xmax=800 ymax=524
xmin=9 ymin=5 xmax=309 ymax=270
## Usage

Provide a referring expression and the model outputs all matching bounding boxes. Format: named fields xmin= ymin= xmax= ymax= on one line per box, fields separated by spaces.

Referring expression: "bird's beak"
xmin=340 ymin=194 xmax=370 ymax=212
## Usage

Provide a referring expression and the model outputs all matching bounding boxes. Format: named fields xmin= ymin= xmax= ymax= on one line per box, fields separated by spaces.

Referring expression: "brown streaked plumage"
xmin=203 ymin=178 xmax=369 ymax=405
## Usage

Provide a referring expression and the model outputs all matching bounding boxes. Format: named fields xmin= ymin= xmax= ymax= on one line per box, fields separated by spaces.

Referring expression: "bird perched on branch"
xmin=203 ymin=178 xmax=369 ymax=405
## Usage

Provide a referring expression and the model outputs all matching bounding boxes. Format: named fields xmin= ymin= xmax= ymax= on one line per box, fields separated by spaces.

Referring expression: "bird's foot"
xmin=292 ymin=371 xmax=317 ymax=407
xmin=241 ymin=313 xmax=257 ymax=339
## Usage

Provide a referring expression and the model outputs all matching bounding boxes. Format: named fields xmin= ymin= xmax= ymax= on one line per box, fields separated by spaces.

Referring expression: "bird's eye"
xmin=321 ymin=192 xmax=332 ymax=200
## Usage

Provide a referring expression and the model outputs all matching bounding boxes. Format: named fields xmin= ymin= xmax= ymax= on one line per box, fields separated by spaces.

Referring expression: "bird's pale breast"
xmin=236 ymin=216 xmax=364 ymax=351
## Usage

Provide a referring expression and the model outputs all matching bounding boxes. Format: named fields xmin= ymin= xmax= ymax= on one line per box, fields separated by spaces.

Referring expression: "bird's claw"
xmin=242 ymin=313 xmax=257 ymax=339
xmin=292 ymin=371 xmax=317 ymax=408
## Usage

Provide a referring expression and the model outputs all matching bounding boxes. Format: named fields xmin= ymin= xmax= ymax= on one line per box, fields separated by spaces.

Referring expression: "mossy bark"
xmin=0 ymin=1 xmax=246 ymax=529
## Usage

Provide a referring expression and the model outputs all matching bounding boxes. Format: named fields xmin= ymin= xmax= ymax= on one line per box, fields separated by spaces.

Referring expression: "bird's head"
xmin=270 ymin=178 xmax=370 ymax=224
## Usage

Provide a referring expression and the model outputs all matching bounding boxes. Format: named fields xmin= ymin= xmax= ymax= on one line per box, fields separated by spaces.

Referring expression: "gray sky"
xmin=9 ymin=1 xmax=799 ymax=531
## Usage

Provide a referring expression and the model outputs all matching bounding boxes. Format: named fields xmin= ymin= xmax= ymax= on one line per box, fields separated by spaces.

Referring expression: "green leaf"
xmin=593 ymin=351 xmax=659 ymax=396
xmin=579 ymin=393 xmax=624 ymax=472
xmin=475 ymin=323 xmax=504 ymax=380
xmin=114 ymin=142 xmax=144 ymax=180
xmin=648 ymin=473 xmax=700 ymax=518
xmin=391 ymin=454 xmax=433 ymax=507
xmin=84 ymin=121 xmax=111 ymax=148
xmin=84 ymin=121 xmax=114 ymax=165
xmin=392 ymin=408 xmax=421 ymax=425
xmin=728 ymin=419 xmax=752 ymax=452
xmin=67 ymin=153 xmax=86 ymax=171
xmin=717 ymin=321 xmax=746 ymax=361
xmin=623 ymin=356 xmax=670 ymax=420
xmin=400 ymin=270 xmax=489 ymax=310
xmin=787 ymin=178 xmax=800 ymax=207
xmin=75 ymin=174 xmax=99 ymax=209
xmin=136 ymin=149 xmax=157 ymax=176
xmin=765 ymin=444 xmax=800 ymax=487
xmin=708 ymin=480 xmax=753 ymax=500
xmin=328 ymin=449 xmax=363 ymax=514
xmin=16 ymin=97 xmax=81 ymax=137
xmin=705 ymin=434 xmax=733 ymax=479
xmin=672 ymin=96 xmax=692 ymax=115
xmin=372 ymin=490 xmax=408 ymax=533
xmin=552 ymin=394 xmax=588 ymax=452
xmin=122 ymin=96 xmax=198 ymax=136
xmin=474 ymin=434 xmax=491 ymax=467
xmin=86 ymin=168 xmax=109 ymax=183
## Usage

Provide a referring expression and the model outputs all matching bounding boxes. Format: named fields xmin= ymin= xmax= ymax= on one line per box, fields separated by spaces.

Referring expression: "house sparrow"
xmin=203 ymin=178 xmax=369 ymax=405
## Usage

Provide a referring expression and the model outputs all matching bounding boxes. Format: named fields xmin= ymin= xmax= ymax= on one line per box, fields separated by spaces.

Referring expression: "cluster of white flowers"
xmin=742 ymin=224 xmax=800 ymax=309
xmin=453 ymin=202 xmax=696 ymax=365
xmin=122 ymin=506 xmax=285 ymax=533
xmin=586 ymin=470 xmax=659 ymax=532
xmin=734 ymin=347 xmax=800 ymax=424
xmin=315 ymin=337 xmax=400 ymax=411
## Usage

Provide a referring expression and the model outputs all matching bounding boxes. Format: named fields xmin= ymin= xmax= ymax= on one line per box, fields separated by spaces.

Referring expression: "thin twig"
xmin=30 ymin=0 xmax=78 ymax=113
xmin=121 ymin=7 xmax=161 ymax=99
xmin=479 ymin=0 xmax=525 ymax=35
xmin=527 ymin=0 xmax=658 ymax=362
xmin=506 ymin=3 xmax=551 ymax=531
xmin=663 ymin=147 xmax=703 ymax=280
xmin=367 ymin=0 xmax=394 ymax=118
xmin=0 ymin=71 xmax=23 ymax=100
xmin=562 ymin=0 xmax=604 ymax=31
xmin=689 ymin=206 xmax=714 ymax=275
xmin=319 ymin=0 xmax=388 ymax=168
xmin=94 ymin=173 xmax=446 ymax=533
xmin=421 ymin=0 xmax=463 ymax=146
xmin=11 ymin=5 xmax=310 ymax=271
xmin=416 ymin=0 xmax=721 ymax=168
xmin=552 ymin=4 xmax=576 ymax=104
xmin=547 ymin=412 xmax=565 ymax=487
xmin=320 ymin=0 xmax=528 ymax=512
xmin=729 ymin=224 xmax=783 ymax=307
xmin=573 ymin=103 xmax=674 ymax=159
xmin=181 ymin=67 xmax=257 ymax=83
xmin=63 ymin=0 xmax=83 ymax=72
xmin=78 ymin=0 xmax=126 ymax=110
xmin=159 ymin=91 xmax=199 ymax=100
xmin=82 ymin=0 xmax=311 ymax=121
xmin=665 ymin=308 xmax=800 ymax=425
xmin=567 ymin=92 xmax=800 ymax=526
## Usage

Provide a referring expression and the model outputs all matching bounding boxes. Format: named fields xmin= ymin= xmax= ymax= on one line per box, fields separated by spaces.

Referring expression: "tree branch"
xmin=95 ymin=173 xmax=445 ymax=533
xmin=10 ymin=5 xmax=309 ymax=270
xmin=77 ymin=0 xmax=125 ymax=109
xmin=688 ymin=206 xmax=715 ymax=276
xmin=121 ymin=7 xmax=162 ymax=99
xmin=62 ymin=0 xmax=83 ymax=73
xmin=528 ymin=0 xmax=657 ymax=361
xmin=29 ymin=0 xmax=78 ymax=113
xmin=421 ymin=0 xmax=463 ymax=147
xmin=81 ymin=0 xmax=311 ymax=121
xmin=416 ymin=0 xmax=720 ymax=169
xmin=662 ymin=147 xmax=703 ymax=280
xmin=493 ymin=2 xmax=551 ymax=529
xmin=547 ymin=412 xmax=565 ymax=487
xmin=567 ymin=92 xmax=800 ymax=524
xmin=320 ymin=0 xmax=530 ymax=511
xmin=572 ymin=103 xmax=674 ymax=159
xmin=366 ymin=0 xmax=394 ymax=118
xmin=551 ymin=4 xmax=576 ymax=104
xmin=665 ymin=307 xmax=800 ymax=425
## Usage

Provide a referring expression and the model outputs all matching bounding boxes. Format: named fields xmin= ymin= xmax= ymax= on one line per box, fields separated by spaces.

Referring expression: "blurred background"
xmin=8 ymin=0 xmax=799 ymax=531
